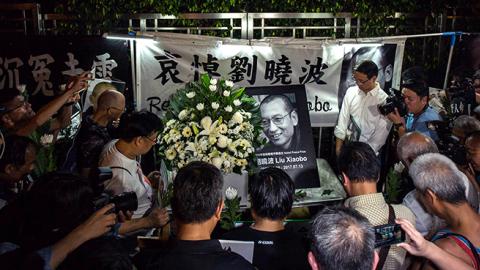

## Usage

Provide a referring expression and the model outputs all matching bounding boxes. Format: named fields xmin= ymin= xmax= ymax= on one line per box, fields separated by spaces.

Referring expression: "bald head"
xmin=397 ymin=132 xmax=438 ymax=167
xmin=96 ymin=90 xmax=125 ymax=112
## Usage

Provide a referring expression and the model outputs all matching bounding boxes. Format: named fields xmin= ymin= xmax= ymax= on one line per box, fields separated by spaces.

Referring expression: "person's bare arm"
xmin=335 ymin=137 xmax=344 ymax=157
xmin=118 ymin=208 xmax=168 ymax=235
xmin=15 ymin=73 xmax=89 ymax=136
xmin=396 ymin=219 xmax=475 ymax=270
xmin=48 ymin=204 xmax=116 ymax=269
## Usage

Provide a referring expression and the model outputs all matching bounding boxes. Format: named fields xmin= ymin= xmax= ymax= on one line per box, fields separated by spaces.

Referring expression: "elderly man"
xmin=398 ymin=132 xmax=479 ymax=236
xmin=259 ymin=94 xmax=300 ymax=152
xmin=409 ymin=153 xmax=480 ymax=269
xmin=335 ymin=60 xmax=391 ymax=156
xmin=339 ymin=141 xmax=415 ymax=270
xmin=308 ymin=206 xmax=378 ymax=270
xmin=75 ymin=89 xmax=125 ymax=178
xmin=134 ymin=161 xmax=254 ymax=270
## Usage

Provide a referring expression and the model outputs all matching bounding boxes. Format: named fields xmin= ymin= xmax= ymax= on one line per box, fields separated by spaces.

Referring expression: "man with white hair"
xmin=409 ymin=153 xmax=480 ymax=269
xmin=398 ymin=132 xmax=479 ymax=236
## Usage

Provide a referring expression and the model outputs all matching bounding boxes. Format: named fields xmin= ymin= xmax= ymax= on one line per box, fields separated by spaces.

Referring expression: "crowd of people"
xmin=0 ymin=59 xmax=479 ymax=270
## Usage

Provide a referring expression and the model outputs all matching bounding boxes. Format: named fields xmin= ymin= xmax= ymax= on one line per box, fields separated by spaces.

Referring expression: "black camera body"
xmin=378 ymin=88 xmax=407 ymax=116
xmin=426 ymin=120 xmax=468 ymax=166
xmin=93 ymin=191 xmax=138 ymax=214
xmin=90 ymin=167 xmax=138 ymax=214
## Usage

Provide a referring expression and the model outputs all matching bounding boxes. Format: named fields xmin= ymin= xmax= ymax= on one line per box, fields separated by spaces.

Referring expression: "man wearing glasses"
xmin=334 ymin=60 xmax=391 ymax=156
xmin=259 ymin=94 xmax=300 ymax=152
xmin=0 ymin=73 xmax=89 ymax=137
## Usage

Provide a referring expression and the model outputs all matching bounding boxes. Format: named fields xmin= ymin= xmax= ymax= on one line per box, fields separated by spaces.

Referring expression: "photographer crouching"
xmin=384 ymin=67 xmax=442 ymax=140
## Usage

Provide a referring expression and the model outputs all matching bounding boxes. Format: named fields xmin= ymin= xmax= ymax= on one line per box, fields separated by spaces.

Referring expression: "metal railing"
xmin=0 ymin=3 xmax=40 ymax=35
xmin=1 ymin=3 xmax=479 ymax=39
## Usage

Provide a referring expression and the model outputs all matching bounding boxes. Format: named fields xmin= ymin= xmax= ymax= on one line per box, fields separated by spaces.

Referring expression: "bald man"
xmin=76 ymin=90 xmax=126 ymax=177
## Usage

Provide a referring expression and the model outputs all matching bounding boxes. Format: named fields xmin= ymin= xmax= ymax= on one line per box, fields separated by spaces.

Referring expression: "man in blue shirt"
xmin=387 ymin=67 xmax=442 ymax=140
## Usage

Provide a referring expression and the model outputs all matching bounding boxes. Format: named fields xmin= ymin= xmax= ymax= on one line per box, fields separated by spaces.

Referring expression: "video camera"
xmin=378 ymin=88 xmax=407 ymax=116
xmin=425 ymin=120 xmax=468 ymax=166
xmin=90 ymin=167 xmax=138 ymax=214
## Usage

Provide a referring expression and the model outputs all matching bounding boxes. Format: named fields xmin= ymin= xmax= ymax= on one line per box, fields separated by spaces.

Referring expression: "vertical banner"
xmin=137 ymin=34 xmax=405 ymax=127
xmin=0 ymin=36 xmax=132 ymax=110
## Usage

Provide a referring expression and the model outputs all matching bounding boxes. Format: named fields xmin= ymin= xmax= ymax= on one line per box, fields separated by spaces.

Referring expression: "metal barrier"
xmin=0 ymin=3 xmax=40 ymax=35
xmin=1 ymin=3 xmax=479 ymax=39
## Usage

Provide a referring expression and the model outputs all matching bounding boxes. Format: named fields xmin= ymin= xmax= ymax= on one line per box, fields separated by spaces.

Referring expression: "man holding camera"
xmin=339 ymin=142 xmax=415 ymax=270
xmin=387 ymin=67 xmax=442 ymax=140
xmin=334 ymin=60 xmax=391 ymax=156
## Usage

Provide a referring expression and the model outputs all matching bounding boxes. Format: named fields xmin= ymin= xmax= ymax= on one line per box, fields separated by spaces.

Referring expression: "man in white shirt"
xmin=100 ymin=110 xmax=162 ymax=219
xmin=334 ymin=60 xmax=391 ymax=156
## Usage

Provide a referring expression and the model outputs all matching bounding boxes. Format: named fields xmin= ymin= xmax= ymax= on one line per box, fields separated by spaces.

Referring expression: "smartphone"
xmin=374 ymin=223 xmax=405 ymax=248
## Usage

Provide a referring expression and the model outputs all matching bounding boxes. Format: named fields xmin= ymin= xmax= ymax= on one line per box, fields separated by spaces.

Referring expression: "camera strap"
xmin=376 ymin=204 xmax=395 ymax=270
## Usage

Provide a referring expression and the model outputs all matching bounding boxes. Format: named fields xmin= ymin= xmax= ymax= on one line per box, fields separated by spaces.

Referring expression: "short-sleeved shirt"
xmin=222 ymin=226 xmax=309 ymax=270
xmin=345 ymin=192 xmax=416 ymax=270
xmin=406 ymin=106 xmax=442 ymax=141
xmin=99 ymin=140 xmax=153 ymax=218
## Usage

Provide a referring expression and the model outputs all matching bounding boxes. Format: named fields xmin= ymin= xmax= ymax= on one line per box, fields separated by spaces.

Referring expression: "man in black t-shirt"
xmin=134 ymin=162 xmax=253 ymax=270
xmin=222 ymin=167 xmax=309 ymax=270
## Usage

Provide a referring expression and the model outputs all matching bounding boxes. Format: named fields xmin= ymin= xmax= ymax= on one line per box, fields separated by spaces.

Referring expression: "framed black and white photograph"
xmin=246 ymin=85 xmax=320 ymax=189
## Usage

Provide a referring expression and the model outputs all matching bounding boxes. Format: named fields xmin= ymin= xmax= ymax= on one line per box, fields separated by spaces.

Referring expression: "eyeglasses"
xmin=143 ymin=135 xmax=159 ymax=144
xmin=261 ymin=110 xmax=293 ymax=128
xmin=352 ymin=74 xmax=370 ymax=85
xmin=1 ymin=100 xmax=27 ymax=115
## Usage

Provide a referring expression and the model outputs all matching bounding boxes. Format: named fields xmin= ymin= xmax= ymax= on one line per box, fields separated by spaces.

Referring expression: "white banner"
xmin=136 ymin=33 xmax=405 ymax=126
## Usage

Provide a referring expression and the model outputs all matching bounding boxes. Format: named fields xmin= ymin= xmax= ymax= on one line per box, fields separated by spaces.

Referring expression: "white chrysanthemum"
xmin=218 ymin=124 xmax=228 ymax=134
xmin=182 ymin=127 xmax=192 ymax=137
xmin=232 ymin=112 xmax=243 ymax=124
xmin=225 ymin=186 xmax=238 ymax=200
xmin=209 ymin=85 xmax=217 ymax=91
xmin=40 ymin=134 xmax=54 ymax=146
xmin=196 ymin=103 xmax=204 ymax=111
xmin=211 ymin=102 xmax=220 ymax=110
xmin=233 ymin=99 xmax=242 ymax=106
xmin=225 ymin=106 xmax=233 ymax=112
xmin=217 ymin=135 xmax=228 ymax=148
xmin=212 ymin=157 xmax=223 ymax=169
xmin=225 ymin=80 xmax=234 ymax=88
xmin=165 ymin=148 xmax=177 ymax=160
xmin=186 ymin=92 xmax=195 ymax=98
xmin=210 ymin=78 xmax=218 ymax=85
xmin=223 ymin=90 xmax=230 ymax=97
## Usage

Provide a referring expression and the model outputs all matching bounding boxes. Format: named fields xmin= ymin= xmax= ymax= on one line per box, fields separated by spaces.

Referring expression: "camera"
xmin=374 ymin=223 xmax=405 ymax=248
xmin=93 ymin=191 xmax=138 ymax=214
xmin=378 ymin=88 xmax=407 ymax=116
xmin=90 ymin=167 xmax=138 ymax=214
xmin=426 ymin=120 xmax=468 ymax=166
